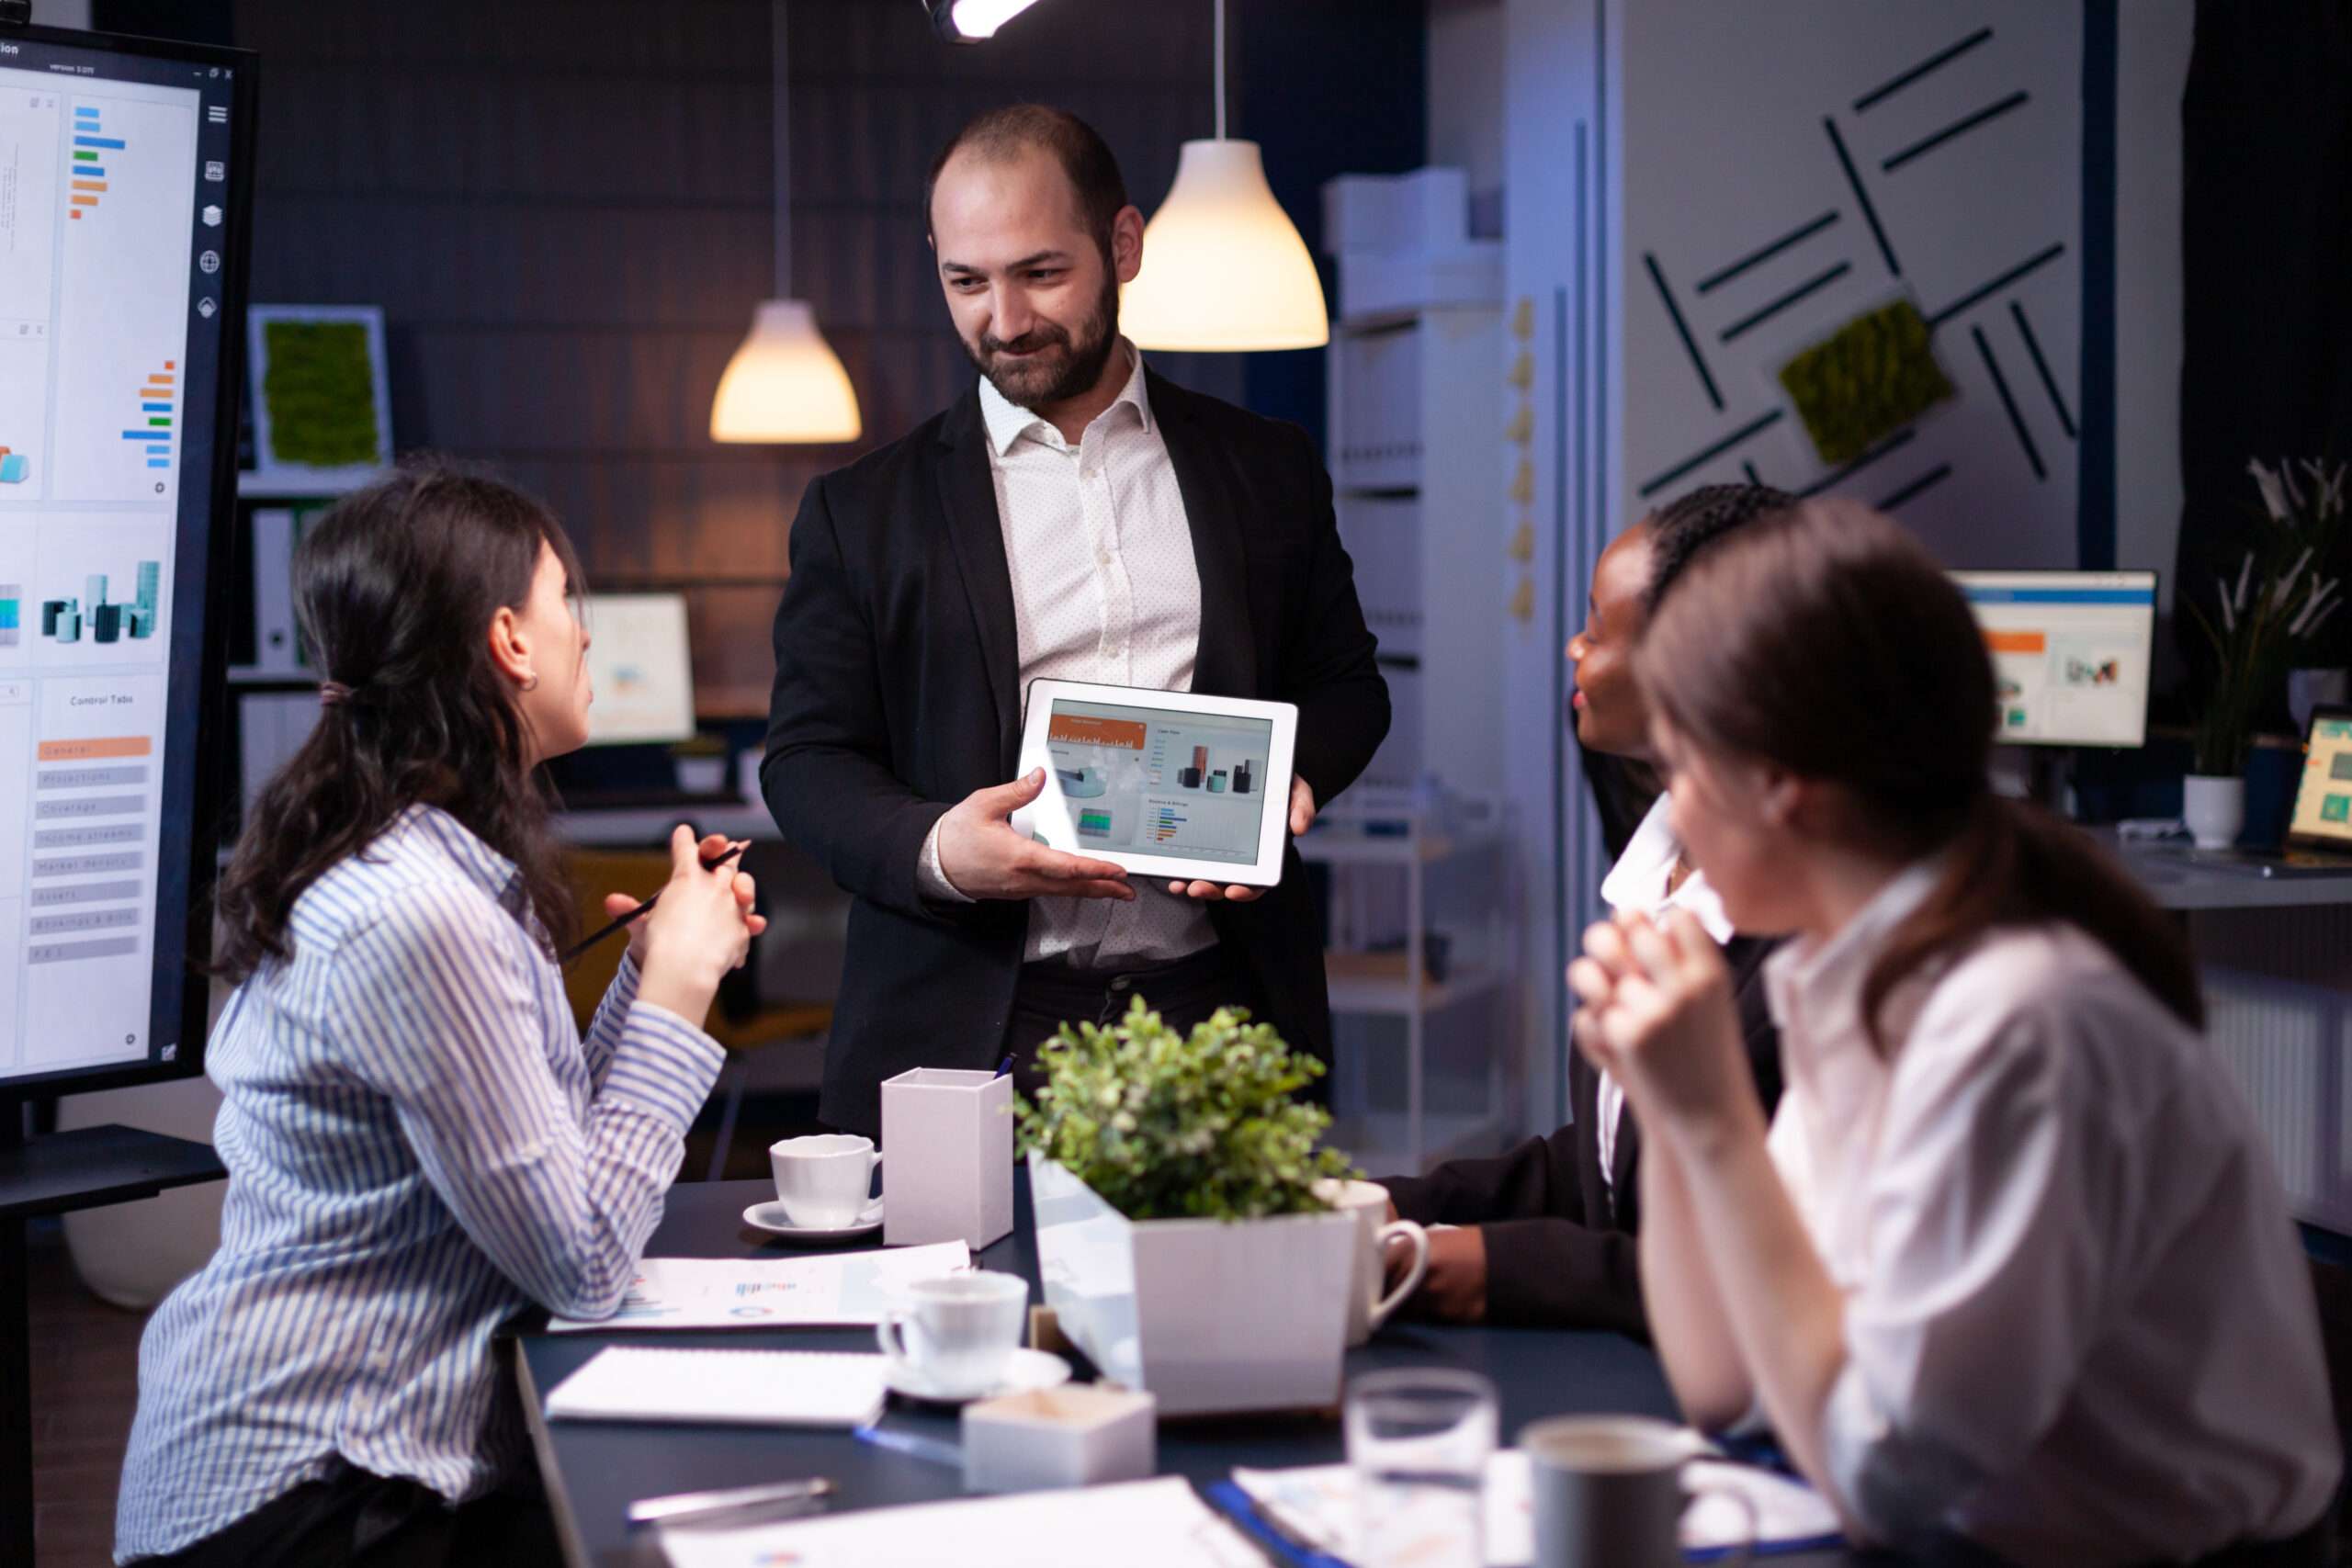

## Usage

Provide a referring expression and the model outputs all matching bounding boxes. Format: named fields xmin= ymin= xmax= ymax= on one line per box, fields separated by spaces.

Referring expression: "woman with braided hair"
xmin=1376 ymin=483 xmax=1792 ymax=1333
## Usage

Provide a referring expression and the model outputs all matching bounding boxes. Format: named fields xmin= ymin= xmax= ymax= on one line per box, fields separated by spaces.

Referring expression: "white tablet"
xmin=1009 ymin=680 xmax=1300 ymax=888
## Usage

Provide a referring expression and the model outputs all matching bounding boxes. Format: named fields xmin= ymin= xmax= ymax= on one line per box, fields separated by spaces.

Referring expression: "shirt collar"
xmin=398 ymin=803 xmax=528 ymax=912
xmin=1761 ymin=854 xmax=1945 ymax=1053
xmin=975 ymin=338 xmax=1150 ymax=457
xmin=1599 ymin=795 xmax=1736 ymax=944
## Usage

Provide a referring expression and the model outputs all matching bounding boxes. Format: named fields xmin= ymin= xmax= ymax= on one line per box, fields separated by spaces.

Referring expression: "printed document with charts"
xmin=1230 ymin=1450 xmax=1842 ymax=1561
xmin=655 ymin=1476 xmax=1265 ymax=1568
xmin=545 ymin=1242 xmax=969 ymax=1332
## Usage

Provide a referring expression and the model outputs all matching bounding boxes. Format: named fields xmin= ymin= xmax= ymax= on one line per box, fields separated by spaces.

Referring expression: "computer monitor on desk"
xmin=582 ymin=592 xmax=695 ymax=746
xmin=1952 ymin=570 xmax=2158 ymax=750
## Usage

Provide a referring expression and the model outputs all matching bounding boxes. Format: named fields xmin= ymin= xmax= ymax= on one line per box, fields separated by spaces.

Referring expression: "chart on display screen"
xmin=0 ymin=27 xmax=246 ymax=1089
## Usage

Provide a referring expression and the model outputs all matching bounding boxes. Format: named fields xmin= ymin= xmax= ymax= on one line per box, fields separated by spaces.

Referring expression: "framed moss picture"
xmin=247 ymin=305 xmax=392 ymax=483
xmin=1775 ymin=297 xmax=1954 ymax=467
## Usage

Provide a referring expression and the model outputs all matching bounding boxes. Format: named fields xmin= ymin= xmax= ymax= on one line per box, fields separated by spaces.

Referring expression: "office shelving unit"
xmin=1305 ymin=788 xmax=1520 ymax=1175
xmin=1317 ymin=278 xmax=1519 ymax=1176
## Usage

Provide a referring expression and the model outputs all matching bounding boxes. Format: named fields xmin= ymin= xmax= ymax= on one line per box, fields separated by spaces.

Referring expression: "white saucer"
xmin=884 ymin=1347 xmax=1072 ymax=1406
xmin=741 ymin=1197 xmax=884 ymax=1243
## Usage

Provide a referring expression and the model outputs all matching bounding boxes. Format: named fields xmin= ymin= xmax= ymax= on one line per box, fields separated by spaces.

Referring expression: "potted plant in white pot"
xmin=2185 ymin=457 xmax=2347 ymax=848
xmin=1017 ymin=997 xmax=1361 ymax=1417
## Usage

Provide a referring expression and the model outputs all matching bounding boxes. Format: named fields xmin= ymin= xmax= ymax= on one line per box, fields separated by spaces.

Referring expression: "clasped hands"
xmin=602 ymin=829 xmax=767 ymax=1021
xmin=1567 ymin=908 xmax=1759 ymax=1153
xmin=935 ymin=766 xmax=1317 ymax=905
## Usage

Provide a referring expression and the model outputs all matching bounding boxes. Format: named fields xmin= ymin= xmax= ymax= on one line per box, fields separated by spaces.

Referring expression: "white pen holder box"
xmin=961 ymin=1384 xmax=1158 ymax=1494
xmin=880 ymin=1067 xmax=1013 ymax=1249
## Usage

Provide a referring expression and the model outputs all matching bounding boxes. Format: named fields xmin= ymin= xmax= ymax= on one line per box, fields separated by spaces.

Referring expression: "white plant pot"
xmin=2184 ymin=773 xmax=2246 ymax=850
xmin=1028 ymin=1153 xmax=1358 ymax=1417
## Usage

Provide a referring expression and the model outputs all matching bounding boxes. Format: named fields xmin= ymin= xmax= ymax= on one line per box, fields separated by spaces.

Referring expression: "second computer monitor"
xmin=581 ymin=592 xmax=696 ymax=746
xmin=1951 ymin=570 xmax=2157 ymax=749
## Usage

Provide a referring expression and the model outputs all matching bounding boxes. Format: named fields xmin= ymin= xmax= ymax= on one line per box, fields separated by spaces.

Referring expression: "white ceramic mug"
xmin=1521 ymin=1416 xmax=1755 ymax=1568
xmin=769 ymin=1133 xmax=882 ymax=1229
xmin=876 ymin=1270 xmax=1029 ymax=1397
xmin=1315 ymin=1179 xmax=1430 ymax=1348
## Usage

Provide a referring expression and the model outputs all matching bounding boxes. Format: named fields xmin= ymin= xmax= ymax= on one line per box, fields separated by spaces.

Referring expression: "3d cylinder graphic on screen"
xmin=42 ymin=601 xmax=70 ymax=637
xmin=94 ymin=604 xmax=123 ymax=644
xmin=1208 ymin=770 xmax=1227 ymax=794
xmin=1233 ymin=760 xmax=1253 ymax=795
xmin=1179 ymin=743 xmax=1207 ymax=789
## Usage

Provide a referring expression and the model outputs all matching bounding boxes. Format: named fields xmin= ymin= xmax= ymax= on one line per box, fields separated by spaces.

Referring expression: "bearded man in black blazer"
xmin=762 ymin=105 xmax=1388 ymax=1137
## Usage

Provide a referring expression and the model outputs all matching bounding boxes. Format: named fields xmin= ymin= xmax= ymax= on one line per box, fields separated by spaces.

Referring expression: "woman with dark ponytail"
xmin=118 ymin=464 xmax=765 ymax=1568
xmin=1569 ymin=499 xmax=2337 ymax=1563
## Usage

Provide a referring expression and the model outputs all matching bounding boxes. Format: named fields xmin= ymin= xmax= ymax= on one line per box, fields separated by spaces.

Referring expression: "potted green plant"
xmin=1017 ymin=997 xmax=1361 ymax=1416
xmin=2184 ymin=458 xmax=2347 ymax=847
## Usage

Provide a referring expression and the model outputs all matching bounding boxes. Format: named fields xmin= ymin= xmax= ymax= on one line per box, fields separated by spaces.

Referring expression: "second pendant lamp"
xmin=1119 ymin=0 xmax=1330 ymax=354
xmin=711 ymin=0 xmax=862 ymax=444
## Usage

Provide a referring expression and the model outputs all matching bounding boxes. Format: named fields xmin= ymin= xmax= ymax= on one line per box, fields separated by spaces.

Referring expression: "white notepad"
xmin=544 ymin=1346 xmax=888 ymax=1428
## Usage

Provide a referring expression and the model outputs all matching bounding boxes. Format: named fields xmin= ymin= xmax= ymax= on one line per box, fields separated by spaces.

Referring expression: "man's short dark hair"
xmin=1645 ymin=482 xmax=1794 ymax=613
xmin=924 ymin=104 xmax=1128 ymax=262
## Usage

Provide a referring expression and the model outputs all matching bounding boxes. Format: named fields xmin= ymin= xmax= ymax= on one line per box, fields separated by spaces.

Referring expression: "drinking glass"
xmin=1343 ymin=1368 xmax=1498 ymax=1568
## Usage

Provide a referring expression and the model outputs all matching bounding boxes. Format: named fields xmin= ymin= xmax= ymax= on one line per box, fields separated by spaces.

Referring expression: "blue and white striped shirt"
xmin=116 ymin=806 xmax=725 ymax=1562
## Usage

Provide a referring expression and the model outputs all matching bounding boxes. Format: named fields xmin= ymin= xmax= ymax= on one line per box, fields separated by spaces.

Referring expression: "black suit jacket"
xmin=1378 ymin=933 xmax=1783 ymax=1336
xmin=762 ymin=371 xmax=1390 ymax=1135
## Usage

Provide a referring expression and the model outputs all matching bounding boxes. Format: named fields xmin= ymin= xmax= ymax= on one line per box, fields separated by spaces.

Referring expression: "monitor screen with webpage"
xmin=0 ymin=24 xmax=252 ymax=1092
xmin=1951 ymin=570 xmax=2156 ymax=749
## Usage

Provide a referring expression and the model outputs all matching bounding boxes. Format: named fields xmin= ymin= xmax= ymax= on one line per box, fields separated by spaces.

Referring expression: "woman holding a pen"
xmin=116 ymin=462 xmax=765 ymax=1568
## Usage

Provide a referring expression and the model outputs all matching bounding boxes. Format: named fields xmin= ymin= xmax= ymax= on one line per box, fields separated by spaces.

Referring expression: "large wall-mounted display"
xmin=0 ymin=23 xmax=252 ymax=1093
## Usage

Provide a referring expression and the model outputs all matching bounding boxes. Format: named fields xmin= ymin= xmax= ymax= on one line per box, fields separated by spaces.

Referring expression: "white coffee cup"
xmin=1314 ymin=1178 xmax=1430 ymax=1348
xmin=1521 ymin=1416 xmax=1754 ymax=1568
xmin=769 ymin=1134 xmax=882 ymax=1229
xmin=876 ymin=1271 xmax=1029 ymax=1397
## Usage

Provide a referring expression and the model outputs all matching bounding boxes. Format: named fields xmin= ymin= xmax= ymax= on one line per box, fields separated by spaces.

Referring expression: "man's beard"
xmin=967 ymin=265 xmax=1121 ymax=412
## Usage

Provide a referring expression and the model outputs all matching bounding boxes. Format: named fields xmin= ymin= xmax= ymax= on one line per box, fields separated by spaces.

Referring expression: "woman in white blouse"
xmin=1569 ymin=497 xmax=2339 ymax=1563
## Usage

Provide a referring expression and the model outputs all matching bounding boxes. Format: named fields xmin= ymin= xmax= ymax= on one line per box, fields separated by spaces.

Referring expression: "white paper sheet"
xmin=546 ymin=1242 xmax=970 ymax=1332
xmin=1230 ymin=1450 xmax=1842 ymax=1563
xmin=654 ymin=1475 xmax=1266 ymax=1568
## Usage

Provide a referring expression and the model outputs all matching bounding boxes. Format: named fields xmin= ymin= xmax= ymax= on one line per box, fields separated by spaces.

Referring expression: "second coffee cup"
xmin=769 ymin=1133 xmax=882 ymax=1229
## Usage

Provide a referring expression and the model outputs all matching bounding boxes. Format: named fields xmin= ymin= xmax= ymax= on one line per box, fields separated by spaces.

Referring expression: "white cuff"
xmin=919 ymin=816 xmax=976 ymax=905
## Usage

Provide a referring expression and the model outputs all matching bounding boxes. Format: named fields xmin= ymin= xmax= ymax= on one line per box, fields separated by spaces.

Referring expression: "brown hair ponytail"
xmin=1636 ymin=498 xmax=2201 ymax=1048
xmin=211 ymin=460 xmax=584 ymax=980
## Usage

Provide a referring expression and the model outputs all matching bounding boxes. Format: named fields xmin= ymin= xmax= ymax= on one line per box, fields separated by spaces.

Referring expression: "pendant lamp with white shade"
xmin=1120 ymin=0 xmax=1329 ymax=353
xmin=712 ymin=2 xmax=862 ymax=444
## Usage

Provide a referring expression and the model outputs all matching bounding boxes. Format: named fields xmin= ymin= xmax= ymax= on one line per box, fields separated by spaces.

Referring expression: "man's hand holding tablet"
xmin=937 ymin=767 xmax=1136 ymax=901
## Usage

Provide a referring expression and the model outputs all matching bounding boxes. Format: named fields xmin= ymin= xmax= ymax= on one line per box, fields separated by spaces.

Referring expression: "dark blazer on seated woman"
xmin=1378 ymin=931 xmax=1781 ymax=1336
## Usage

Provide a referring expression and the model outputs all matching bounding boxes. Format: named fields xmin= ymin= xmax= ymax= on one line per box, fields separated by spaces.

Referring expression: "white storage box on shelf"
xmin=1027 ymin=1154 xmax=1357 ymax=1417
xmin=1322 ymin=167 xmax=1470 ymax=254
xmin=1336 ymin=243 xmax=1504 ymax=321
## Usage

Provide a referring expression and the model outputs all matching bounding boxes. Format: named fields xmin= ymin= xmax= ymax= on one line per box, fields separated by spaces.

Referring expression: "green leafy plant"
xmin=1013 ymin=996 xmax=1356 ymax=1222
xmin=1777 ymin=299 xmax=1953 ymax=466
xmin=2186 ymin=457 xmax=2349 ymax=775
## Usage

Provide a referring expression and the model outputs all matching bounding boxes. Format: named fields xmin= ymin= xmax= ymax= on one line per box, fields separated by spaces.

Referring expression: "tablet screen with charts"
xmin=1010 ymin=681 xmax=1299 ymax=888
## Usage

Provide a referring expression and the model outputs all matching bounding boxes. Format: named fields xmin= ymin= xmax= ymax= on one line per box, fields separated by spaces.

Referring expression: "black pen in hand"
xmin=562 ymin=840 xmax=749 ymax=964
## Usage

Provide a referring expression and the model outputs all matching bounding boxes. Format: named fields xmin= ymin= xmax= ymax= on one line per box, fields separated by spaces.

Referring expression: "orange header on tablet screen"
xmin=1982 ymin=629 xmax=2047 ymax=655
xmin=1048 ymin=713 xmax=1148 ymax=749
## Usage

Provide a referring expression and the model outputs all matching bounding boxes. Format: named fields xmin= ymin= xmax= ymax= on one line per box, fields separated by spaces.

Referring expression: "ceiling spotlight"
xmin=927 ymin=0 xmax=1044 ymax=42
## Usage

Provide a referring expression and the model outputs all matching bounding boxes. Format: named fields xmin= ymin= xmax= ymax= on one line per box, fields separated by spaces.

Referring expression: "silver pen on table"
xmin=627 ymin=1476 xmax=835 ymax=1529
